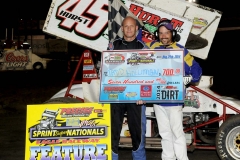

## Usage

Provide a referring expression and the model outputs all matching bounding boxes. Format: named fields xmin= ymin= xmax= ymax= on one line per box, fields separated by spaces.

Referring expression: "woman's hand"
xmin=136 ymin=100 xmax=146 ymax=105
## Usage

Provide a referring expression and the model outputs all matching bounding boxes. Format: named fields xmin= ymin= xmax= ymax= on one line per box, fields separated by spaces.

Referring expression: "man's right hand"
xmin=183 ymin=75 xmax=192 ymax=85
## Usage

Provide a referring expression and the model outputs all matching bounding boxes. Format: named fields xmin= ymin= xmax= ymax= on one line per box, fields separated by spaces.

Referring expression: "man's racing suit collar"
xmin=122 ymin=38 xmax=138 ymax=45
xmin=157 ymin=40 xmax=175 ymax=48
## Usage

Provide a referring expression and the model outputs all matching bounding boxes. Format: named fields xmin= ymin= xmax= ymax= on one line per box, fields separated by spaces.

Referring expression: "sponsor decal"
xmin=104 ymin=54 xmax=125 ymax=63
xmin=97 ymin=113 xmax=104 ymax=117
xmin=83 ymin=65 xmax=94 ymax=70
xmin=66 ymin=118 xmax=79 ymax=126
xmin=60 ymin=107 xmax=94 ymax=118
xmin=142 ymin=32 xmax=156 ymax=41
xmin=129 ymin=3 xmax=184 ymax=31
xmin=156 ymin=78 xmax=166 ymax=84
xmin=84 ymin=52 xmax=90 ymax=57
xmin=108 ymin=93 xmax=118 ymax=99
xmin=127 ymin=52 xmax=155 ymax=65
xmin=140 ymin=85 xmax=152 ymax=97
xmin=2 ymin=52 xmax=29 ymax=69
xmin=167 ymin=81 xmax=180 ymax=85
xmin=162 ymin=86 xmax=178 ymax=90
xmin=104 ymin=86 xmax=126 ymax=93
xmin=83 ymin=74 xmax=97 ymax=78
xmin=84 ymin=59 xmax=92 ymax=64
xmin=193 ymin=17 xmax=208 ymax=29
xmin=184 ymin=90 xmax=200 ymax=108
xmin=79 ymin=119 xmax=97 ymax=127
xmin=125 ymin=92 xmax=137 ymax=97
xmin=156 ymin=86 xmax=179 ymax=100
xmin=94 ymin=109 xmax=107 ymax=113
xmin=108 ymin=42 xmax=113 ymax=50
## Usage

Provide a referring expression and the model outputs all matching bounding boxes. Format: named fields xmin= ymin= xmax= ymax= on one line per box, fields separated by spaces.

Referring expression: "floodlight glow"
xmin=186 ymin=0 xmax=197 ymax=3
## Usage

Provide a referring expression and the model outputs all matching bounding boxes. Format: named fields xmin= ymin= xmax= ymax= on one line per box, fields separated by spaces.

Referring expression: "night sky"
xmin=1 ymin=0 xmax=238 ymax=30
xmin=2 ymin=1 xmax=51 ymax=22
xmin=0 ymin=0 xmax=51 ymax=38
xmin=1 ymin=0 xmax=240 ymax=97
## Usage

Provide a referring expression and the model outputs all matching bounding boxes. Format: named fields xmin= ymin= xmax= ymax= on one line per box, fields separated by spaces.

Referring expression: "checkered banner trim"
xmin=108 ymin=0 xmax=143 ymax=42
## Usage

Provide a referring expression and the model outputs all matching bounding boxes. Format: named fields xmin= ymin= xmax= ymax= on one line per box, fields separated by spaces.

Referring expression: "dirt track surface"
xmin=0 ymin=63 xmax=220 ymax=160
xmin=0 ymin=67 xmax=70 ymax=113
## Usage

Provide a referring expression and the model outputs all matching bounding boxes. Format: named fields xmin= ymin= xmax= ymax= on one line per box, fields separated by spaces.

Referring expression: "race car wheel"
xmin=216 ymin=115 xmax=240 ymax=160
xmin=36 ymin=124 xmax=41 ymax=131
xmin=49 ymin=123 xmax=54 ymax=130
xmin=33 ymin=62 xmax=43 ymax=70
xmin=44 ymin=97 xmax=83 ymax=104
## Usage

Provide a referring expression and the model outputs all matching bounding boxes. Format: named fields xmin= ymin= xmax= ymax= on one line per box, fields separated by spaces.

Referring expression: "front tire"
xmin=36 ymin=124 xmax=41 ymax=131
xmin=33 ymin=62 xmax=43 ymax=70
xmin=216 ymin=115 xmax=240 ymax=160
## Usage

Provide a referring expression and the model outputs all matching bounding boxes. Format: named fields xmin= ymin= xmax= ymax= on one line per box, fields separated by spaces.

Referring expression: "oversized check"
xmin=99 ymin=49 xmax=185 ymax=103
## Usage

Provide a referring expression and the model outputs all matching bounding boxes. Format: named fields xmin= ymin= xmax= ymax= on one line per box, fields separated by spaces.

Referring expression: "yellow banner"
xmin=25 ymin=103 xmax=111 ymax=160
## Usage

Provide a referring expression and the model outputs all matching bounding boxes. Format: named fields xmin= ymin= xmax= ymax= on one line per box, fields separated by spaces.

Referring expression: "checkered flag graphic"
xmin=108 ymin=0 xmax=144 ymax=42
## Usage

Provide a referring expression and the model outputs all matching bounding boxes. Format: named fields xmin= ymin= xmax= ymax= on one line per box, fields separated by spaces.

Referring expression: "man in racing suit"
xmin=145 ymin=20 xmax=202 ymax=160
xmin=108 ymin=16 xmax=148 ymax=160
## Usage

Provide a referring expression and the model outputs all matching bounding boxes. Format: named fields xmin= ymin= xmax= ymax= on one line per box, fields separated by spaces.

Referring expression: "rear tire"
xmin=48 ymin=122 xmax=54 ymax=130
xmin=216 ymin=115 xmax=240 ymax=160
xmin=44 ymin=97 xmax=83 ymax=104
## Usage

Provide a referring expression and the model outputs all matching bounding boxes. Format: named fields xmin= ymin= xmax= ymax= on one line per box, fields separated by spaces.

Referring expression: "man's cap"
xmin=157 ymin=20 xmax=173 ymax=31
